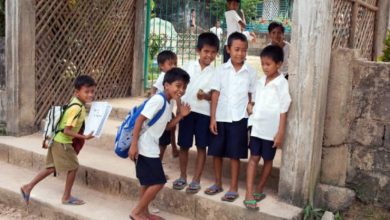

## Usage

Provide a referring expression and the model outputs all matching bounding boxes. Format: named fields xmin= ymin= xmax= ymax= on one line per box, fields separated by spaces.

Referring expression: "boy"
xmin=20 ymin=75 xmax=96 ymax=205
xmin=268 ymin=21 xmax=290 ymax=79
xmin=224 ymin=0 xmax=255 ymax=63
xmin=210 ymin=20 xmax=223 ymax=41
xmin=244 ymin=45 xmax=291 ymax=210
xmin=152 ymin=50 xmax=179 ymax=159
xmin=172 ymin=32 xmax=219 ymax=193
xmin=205 ymin=32 xmax=257 ymax=202
xmin=129 ymin=68 xmax=191 ymax=220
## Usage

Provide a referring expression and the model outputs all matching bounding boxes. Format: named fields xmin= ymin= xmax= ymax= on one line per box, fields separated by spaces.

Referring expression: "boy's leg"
xmin=255 ymin=160 xmax=273 ymax=193
xmin=131 ymin=184 xmax=164 ymax=219
xmin=245 ymin=155 xmax=261 ymax=199
xmin=179 ymin=148 xmax=189 ymax=179
xmin=159 ymin=145 xmax=167 ymax=161
xmin=170 ymin=126 xmax=179 ymax=158
xmin=213 ymin=156 xmax=223 ymax=187
xmin=229 ymin=158 xmax=240 ymax=192
xmin=192 ymin=147 xmax=206 ymax=183
xmin=21 ymin=167 xmax=55 ymax=195
xmin=63 ymin=168 xmax=82 ymax=203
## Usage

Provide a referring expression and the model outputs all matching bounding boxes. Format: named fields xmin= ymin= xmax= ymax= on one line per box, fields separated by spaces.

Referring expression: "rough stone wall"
xmin=319 ymin=48 xmax=390 ymax=210
xmin=0 ymin=37 xmax=5 ymax=134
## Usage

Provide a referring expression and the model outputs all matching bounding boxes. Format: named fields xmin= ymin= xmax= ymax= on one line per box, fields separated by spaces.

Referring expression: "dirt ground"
xmin=0 ymin=203 xmax=45 ymax=220
xmin=342 ymin=201 xmax=390 ymax=220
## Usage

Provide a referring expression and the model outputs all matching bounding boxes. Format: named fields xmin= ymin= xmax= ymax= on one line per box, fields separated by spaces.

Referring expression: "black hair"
xmin=227 ymin=32 xmax=248 ymax=47
xmin=157 ymin=50 xmax=177 ymax=65
xmin=260 ymin=45 xmax=284 ymax=63
xmin=227 ymin=0 xmax=240 ymax=3
xmin=197 ymin=32 xmax=220 ymax=51
xmin=191 ymin=9 xmax=195 ymax=13
xmin=163 ymin=68 xmax=190 ymax=85
xmin=74 ymin=75 xmax=96 ymax=90
xmin=268 ymin=21 xmax=285 ymax=33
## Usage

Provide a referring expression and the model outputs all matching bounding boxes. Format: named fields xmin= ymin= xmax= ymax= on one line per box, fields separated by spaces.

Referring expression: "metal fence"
xmin=332 ymin=0 xmax=378 ymax=60
xmin=35 ymin=0 xmax=136 ymax=124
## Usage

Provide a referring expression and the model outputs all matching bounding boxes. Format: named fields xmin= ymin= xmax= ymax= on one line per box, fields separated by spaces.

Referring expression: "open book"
xmin=84 ymin=102 xmax=112 ymax=138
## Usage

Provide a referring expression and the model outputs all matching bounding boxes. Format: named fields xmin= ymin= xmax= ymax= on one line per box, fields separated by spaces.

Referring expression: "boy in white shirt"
xmin=244 ymin=45 xmax=291 ymax=210
xmin=268 ymin=21 xmax=290 ymax=79
xmin=129 ymin=68 xmax=191 ymax=220
xmin=210 ymin=20 xmax=223 ymax=40
xmin=224 ymin=0 xmax=256 ymax=63
xmin=172 ymin=32 xmax=220 ymax=194
xmin=152 ymin=50 xmax=180 ymax=159
xmin=205 ymin=32 xmax=257 ymax=202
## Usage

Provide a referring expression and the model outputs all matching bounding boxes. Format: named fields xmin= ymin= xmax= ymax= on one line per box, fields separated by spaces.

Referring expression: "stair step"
xmin=0 ymin=135 xmax=302 ymax=220
xmin=0 ymin=161 xmax=187 ymax=220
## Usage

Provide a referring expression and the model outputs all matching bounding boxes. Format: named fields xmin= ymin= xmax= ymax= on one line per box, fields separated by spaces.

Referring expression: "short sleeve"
xmin=141 ymin=95 xmax=165 ymax=119
xmin=249 ymin=69 xmax=257 ymax=95
xmin=209 ymin=68 xmax=221 ymax=91
xmin=231 ymin=11 xmax=242 ymax=23
xmin=153 ymin=73 xmax=165 ymax=92
xmin=65 ymin=105 xmax=82 ymax=127
xmin=278 ymin=81 xmax=292 ymax=113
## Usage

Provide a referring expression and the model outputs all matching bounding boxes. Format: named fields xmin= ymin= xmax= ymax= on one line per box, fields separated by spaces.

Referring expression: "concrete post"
xmin=5 ymin=0 xmax=36 ymax=136
xmin=131 ymin=0 xmax=146 ymax=96
xmin=278 ymin=0 xmax=334 ymax=207
xmin=373 ymin=0 xmax=390 ymax=59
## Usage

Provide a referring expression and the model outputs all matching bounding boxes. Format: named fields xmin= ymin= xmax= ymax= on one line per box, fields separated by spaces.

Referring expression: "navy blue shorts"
xmin=208 ymin=118 xmax=248 ymax=159
xmin=249 ymin=136 xmax=276 ymax=161
xmin=159 ymin=130 xmax=171 ymax=146
xmin=136 ymin=155 xmax=167 ymax=186
xmin=178 ymin=112 xmax=210 ymax=149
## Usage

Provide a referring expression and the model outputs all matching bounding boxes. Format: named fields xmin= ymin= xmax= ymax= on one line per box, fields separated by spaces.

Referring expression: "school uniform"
xmin=223 ymin=10 xmax=242 ymax=62
xmin=178 ymin=60 xmax=214 ymax=149
xmin=268 ymin=41 xmax=290 ymax=78
xmin=136 ymin=94 xmax=172 ymax=186
xmin=208 ymin=60 xmax=257 ymax=159
xmin=249 ymin=74 xmax=291 ymax=160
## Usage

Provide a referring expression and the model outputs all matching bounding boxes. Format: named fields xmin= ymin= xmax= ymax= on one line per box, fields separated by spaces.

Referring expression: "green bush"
xmin=380 ymin=30 xmax=390 ymax=62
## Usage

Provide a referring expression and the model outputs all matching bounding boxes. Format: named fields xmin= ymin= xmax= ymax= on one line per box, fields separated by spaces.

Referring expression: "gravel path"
xmin=0 ymin=203 xmax=46 ymax=220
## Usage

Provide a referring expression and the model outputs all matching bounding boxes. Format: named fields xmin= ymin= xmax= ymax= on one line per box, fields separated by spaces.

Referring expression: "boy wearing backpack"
xmin=20 ymin=75 xmax=96 ymax=206
xmin=129 ymin=68 xmax=190 ymax=220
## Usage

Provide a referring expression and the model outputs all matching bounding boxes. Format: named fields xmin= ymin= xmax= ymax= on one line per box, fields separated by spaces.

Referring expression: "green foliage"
xmin=303 ymin=204 xmax=325 ymax=220
xmin=379 ymin=30 xmax=390 ymax=62
xmin=210 ymin=0 xmax=262 ymax=22
xmin=335 ymin=211 xmax=343 ymax=220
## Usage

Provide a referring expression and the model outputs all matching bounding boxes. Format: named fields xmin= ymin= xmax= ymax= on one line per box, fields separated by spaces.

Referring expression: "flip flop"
xmin=148 ymin=214 xmax=166 ymax=220
xmin=62 ymin=196 xmax=85 ymax=205
xmin=221 ymin=191 xmax=239 ymax=202
xmin=185 ymin=181 xmax=201 ymax=194
xmin=172 ymin=178 xmax=187 ymax=190
xmin=243 ymin=199 xmax=259 ymax=211
xmin=20 ymin=188 xmax=30 ymax=205
xmin=204 ymin=184 xmax=223 ymax=195
xmin=253 ymin=192 xmax=266 ymax=202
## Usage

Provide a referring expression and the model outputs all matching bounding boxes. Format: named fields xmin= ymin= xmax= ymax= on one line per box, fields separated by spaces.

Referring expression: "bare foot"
xmin=130 ymin=211 xmax=147 ymax=220
xmin=21 ymin=185 xmax=32 ymax=195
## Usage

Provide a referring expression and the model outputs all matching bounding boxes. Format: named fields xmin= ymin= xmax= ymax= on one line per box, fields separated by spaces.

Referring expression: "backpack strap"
xmin=147 ymin=92 xmax=167 ymax=127
xmin=55 ymin=103 xmax=84 ymax=134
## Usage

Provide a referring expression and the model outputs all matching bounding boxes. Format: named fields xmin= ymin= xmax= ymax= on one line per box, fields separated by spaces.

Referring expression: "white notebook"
xmin=84 ymin=102 xmax=112 ymax=138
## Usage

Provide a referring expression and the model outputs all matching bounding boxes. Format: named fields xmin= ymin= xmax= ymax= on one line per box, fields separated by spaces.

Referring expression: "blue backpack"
xmin=114 ymin=93 xmax=167 ymax=158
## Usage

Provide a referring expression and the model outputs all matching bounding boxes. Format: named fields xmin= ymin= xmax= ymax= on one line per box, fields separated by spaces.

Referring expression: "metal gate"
xmin=35 ymin=0 xmax=136 ymax=124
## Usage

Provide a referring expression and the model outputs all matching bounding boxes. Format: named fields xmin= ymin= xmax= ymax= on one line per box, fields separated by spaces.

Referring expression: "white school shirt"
xmin=268 ymin=41 xmax=290 ymax=76
xmin=210 ymin=59 xmax=257 ymax=122
xmin=153 ymin=72 xmax=165 ymax=93
xmin=250 ymin=74 xmax=291 ymax=141
xmin=181 ymin=60 xmax=215 ymax=116
xmin=225 ymin=10 xmax=242 ymax=45
xmin=138 ymin=94 xmax=172 ymax=158
xmin=210 ymin=26 xmax=223 ymax=40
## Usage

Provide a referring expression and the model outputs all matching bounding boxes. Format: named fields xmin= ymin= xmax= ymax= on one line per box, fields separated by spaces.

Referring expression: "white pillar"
xmin=5 ymin=0 xmax=36 ymax=135
xmin=278 ymin=0 xmax=334 ymax=206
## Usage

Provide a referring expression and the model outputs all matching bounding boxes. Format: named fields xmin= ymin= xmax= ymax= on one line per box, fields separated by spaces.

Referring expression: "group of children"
xmin=19 ymin=0 xmax=291 ymax=219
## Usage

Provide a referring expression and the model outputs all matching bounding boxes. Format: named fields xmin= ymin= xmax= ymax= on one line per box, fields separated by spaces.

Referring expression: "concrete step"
xmin=0 ymin=161 xmax=187 ymax=220
xmin=0 ymin=135 xmax=302 ymax=220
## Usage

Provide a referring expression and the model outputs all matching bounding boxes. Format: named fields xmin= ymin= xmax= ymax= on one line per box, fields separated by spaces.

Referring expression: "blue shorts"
xmin=159 ymin=130 xmax=171 ymax=146
xmin=208 ymin=118 xmax=248 ymax=159
xmin=136 ymin=155 xmax=167 ymax=186
xmin=249 ymin=137 xmax=276 ymax=161
xmin=178 ymin=112 xmax=210 ymax=149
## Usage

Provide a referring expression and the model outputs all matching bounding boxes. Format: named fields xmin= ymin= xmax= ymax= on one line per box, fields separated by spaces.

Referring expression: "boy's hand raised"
xmin=129 ymin=144 xmax=138 ymax=161
xmin=179 ymin=103 xmax=191 ymax=117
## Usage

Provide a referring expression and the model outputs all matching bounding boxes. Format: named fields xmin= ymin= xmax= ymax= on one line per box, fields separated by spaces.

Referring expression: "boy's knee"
xmin=250 ymin=156 xmax=261 ymax=163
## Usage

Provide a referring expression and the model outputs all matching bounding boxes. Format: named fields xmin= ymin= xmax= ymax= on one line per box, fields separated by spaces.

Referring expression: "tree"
xmin=381 ymin=30 xmax=390 ymax=62
xmin=210 ymin=0 xmax=262 ymax=22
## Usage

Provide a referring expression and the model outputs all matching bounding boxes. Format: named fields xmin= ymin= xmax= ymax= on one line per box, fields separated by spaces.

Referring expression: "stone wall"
xmin=317 ymin=48 xmax=390 ymax=210
xmin=0 ymin=37 xmax=5 ymax=134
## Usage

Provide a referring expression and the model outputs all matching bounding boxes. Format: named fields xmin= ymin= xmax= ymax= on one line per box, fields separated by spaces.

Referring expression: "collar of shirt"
xmin=223 ymin=59 xmax=249 ymax=74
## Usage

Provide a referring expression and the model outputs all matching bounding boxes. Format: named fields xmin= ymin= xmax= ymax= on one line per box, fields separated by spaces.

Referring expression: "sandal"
xmin=172 ymin=178 xmax=187 ymax=190
xmin=253 ymin=192 xmax=266 ymax=202
xmin=148 ymin=214 xmax=166 ymax=220
xmin=185 ymin=181 xmax=201 ymax=194
xmin=62 ymin=196 xmax=85 ymax=205
xmin=221 ymin=191 xmax=239 ymax=202
xmin=20 ymin=188 xmax=30 ymax=205
xmin=204 ymin=184 xmax=223 ymax=195
xmin=243 ymin=199 xmax=259 ymax=211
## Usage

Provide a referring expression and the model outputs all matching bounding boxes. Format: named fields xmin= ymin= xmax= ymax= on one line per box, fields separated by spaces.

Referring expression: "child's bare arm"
xmin=166 ymin=103 xmax=191 ymax=130
xmin=273 ymin=113 xmax=287 ymax=148
xmin=63 ymin=126 xmax=93 ymax=140
xmin=197 ymin=89 xmax=212 ymax=101
xmin=209 ymin=90 xmax=220 ymax=135
xmin=151 ymin=87 xmax=158 ymax=96
xmin=129 ymin=115 xmax=147 ymax=161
